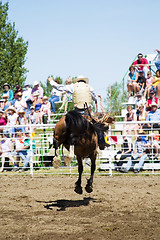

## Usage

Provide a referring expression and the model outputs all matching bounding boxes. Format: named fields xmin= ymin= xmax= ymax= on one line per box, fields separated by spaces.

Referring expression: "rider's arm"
xmin=49 ymin=79 xmax=74 ymax=94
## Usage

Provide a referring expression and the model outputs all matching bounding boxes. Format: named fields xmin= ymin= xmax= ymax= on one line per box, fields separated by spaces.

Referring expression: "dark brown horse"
xmin=52 ymin=110 xmax=110 ymax=194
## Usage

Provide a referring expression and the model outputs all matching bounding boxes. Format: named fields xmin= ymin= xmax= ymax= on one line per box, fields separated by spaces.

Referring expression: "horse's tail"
xmin=65 ymin=110 xmax=91 ymax=134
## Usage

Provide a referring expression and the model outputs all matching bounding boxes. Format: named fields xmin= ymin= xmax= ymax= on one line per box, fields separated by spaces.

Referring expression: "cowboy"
xmin=48 ymin=76 xmax=98 ymax=113
xmin=48 ymin=76 xmax=110 ymax=150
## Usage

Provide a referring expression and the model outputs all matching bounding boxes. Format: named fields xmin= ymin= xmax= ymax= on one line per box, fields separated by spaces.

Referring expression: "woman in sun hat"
xmin=2 ymin=83 xmax=14 ymax=102
xmin=41 ymin=96 xmax=51 ymax=121
xmin=5 ymin=106 xmax=18 ymax=137
xmin=16 ymin=109 xmax=28 ymax=133
xmin=31 ymin=81 xmax=44 ymax=101
xmin=33 ymin=91 xmax=42 ymax=124
xmin=0 ymin=94 xmax=11 ymax=111
xmin=14 ymin=92 xmax=27 ymax=112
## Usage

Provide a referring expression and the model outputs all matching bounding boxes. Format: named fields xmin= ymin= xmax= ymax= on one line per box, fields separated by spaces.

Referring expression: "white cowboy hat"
xmin=73 ymin=76 xmax=89 ymax=84
xmin=33 ymin=90 xmax=40 ymax=96
xmin=18 ymin=109 xmax=25 ymax=114
xmin=7 ymin=106 xmax=17 ymax=113
xmin=43 ymin=96 xmax=48 ymax=100
xmin=2 ymin=94 xmax=9 ymax=98
xmin=34 ymin=81 xmax=39 ymax=86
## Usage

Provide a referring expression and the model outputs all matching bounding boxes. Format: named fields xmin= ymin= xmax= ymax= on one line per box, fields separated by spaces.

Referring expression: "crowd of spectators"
xmin=120 ymin=52 xmax=160 ymax=173
xmin=0 ymin=78 xmax=74 ymax=172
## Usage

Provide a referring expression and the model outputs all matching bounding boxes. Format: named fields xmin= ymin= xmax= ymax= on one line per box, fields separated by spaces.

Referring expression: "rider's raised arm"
xmin=48 ymin=78 xmax=74 ymax=94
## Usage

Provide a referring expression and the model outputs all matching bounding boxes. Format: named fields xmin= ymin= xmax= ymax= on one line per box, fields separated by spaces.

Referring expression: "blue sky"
xmin=2 ymin=0 xmax=160 ymax=100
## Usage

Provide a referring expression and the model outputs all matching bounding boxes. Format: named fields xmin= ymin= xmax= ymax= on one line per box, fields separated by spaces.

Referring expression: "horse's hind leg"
xmin=74 ymin=156 xmax=83 ymax=194
xmin=85 ymin=154 xmax=96 ymax=193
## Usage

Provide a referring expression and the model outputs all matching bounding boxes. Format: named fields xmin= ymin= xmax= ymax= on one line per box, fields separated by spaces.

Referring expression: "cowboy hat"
xmin=7 ymin=106 xmax=17 ymax=113
xmin=73 ymin=76 xmax=89 ymax=84
xmin=2 ymin=94 xmax=9 ymax=98
xmin=34 ymin=81 xmax=39 ymax=86
xmin=42 ymin=96 xmax=48 ymax=100
xmin=3 ymin=83 xmax=10 ymax=89
xmin=33 ymin=90 xmax=40 ymax=96
xmin=18 ymin=109 xmax=25 ymax=114
xmin=151 ymin=102 xmax=158 ymax=107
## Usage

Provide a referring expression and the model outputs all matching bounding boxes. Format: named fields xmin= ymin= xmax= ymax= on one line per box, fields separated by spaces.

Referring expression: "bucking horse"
xmin=52 ymin=110 xmax=113 ymax=194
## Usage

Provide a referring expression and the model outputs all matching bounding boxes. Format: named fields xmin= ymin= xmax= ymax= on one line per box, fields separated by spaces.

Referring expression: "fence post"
xmin=109 ymin=153 xmax=112 ymax=176
xmin=29 ymin=125 xmax=33 ymax=176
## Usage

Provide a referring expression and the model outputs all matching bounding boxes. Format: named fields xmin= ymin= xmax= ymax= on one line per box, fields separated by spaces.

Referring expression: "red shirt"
xmin=147 ymin=97 xmax=158 ymax=111
xmin=133 ymin=58 xmax=149 ymax=71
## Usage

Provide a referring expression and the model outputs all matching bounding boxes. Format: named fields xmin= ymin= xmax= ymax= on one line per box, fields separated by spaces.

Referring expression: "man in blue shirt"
xmin=144 ymin=102 xmax=160 ymax=134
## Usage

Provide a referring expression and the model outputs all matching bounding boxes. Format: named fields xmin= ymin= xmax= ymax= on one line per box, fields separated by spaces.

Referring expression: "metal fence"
xmin=0 ymin=120 xmax=160 ymax=175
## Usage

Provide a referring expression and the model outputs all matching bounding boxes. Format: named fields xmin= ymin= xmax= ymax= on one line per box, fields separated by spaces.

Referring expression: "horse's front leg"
xmin=52 ymin=138 xmax=61 ymax=169
xmin=85 ymin=153 xmax=96 ymax=193
xmin=74 ymin=156 xmax=83 ymax=194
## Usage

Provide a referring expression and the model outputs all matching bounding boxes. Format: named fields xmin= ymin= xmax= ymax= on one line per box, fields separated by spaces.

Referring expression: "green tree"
xmin=0 ymin=1 xmax=28 ymax=90
xmin=104 ymin=82 xmax=127 ymax=116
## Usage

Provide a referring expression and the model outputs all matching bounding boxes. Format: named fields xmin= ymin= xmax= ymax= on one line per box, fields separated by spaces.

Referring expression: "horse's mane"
xmin=65 ymin=110 xmax=108 ymax=135
xmin=65 ymin=110 xmax=92 ymax=134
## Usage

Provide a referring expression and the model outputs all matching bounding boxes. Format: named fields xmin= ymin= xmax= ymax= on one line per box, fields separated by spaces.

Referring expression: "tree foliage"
xmin=104 ymin=82 xmax=127 ymax=116
xmin=0 ymin=1 xmax=28 ymax=90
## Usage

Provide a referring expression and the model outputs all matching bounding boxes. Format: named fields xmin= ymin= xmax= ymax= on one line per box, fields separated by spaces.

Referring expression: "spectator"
xmin=16 ymin=109 xmax=28 ymax=133
xmin=127 ymin=66 xmax=139 ymax=97
xmin=5 ymin=106 xmax=18 ymax=137
xmin=146 ymin=90 xmax=159 ymax=111
xmin=22 ymin=84 xmax=32 ymax=111
xmin=137 ymin=104 xmax=148 ymax=129
xmin=144 ymin=71 xmax=154 ymax=99
xmin=14 ymin=84 xmax=23 ymax=101
xmin=41 ymin=96 xmax=51 ymax=122
xmin=0 ymin=109 xmax=7 ymax=133
xmin=59 ymin=77 xmax=73 ymax=113
xmin=31 ymin=81 xmax=44 ymax=101
xmin=144 ymin=102 xmax=160 ymax=133
xmin=148 ymin=134 xmax=159 ymax=159
xmin=14 ymin=92 xmax=27 ymax=113
xmin=120 ymin=130 xmax=149 ymax=173
xmin=48 ymin=77 xmax=62 ymax=113
xmin=136 ymin=70 xmax=146 ymax=94
xmin=135 ymin=92 xmax=146 ymax=110
xmin=33 ymin=91 xmax=42 ymax=124
xmin=2 ymin=83 xmax=13 ymax=102
xmin=28 ymin=106 xmax=37 ymax=124
xmin=154 ymin=49 xmax=160 ymax=70
xmin=0 ymin=94 xmax=11 ymax=111
xmin=132 ymin=53 xmax=149 ymax=78
xmin=18 ymin=130 xmax=36 ymax=172
xmin=0 ymin=133 xmax=15 ymax=172
xmin=123 ymin=105 xmax=137 ymax=136
xmin=14 ymin=129 xmax=25 ymax=171
xmin=152 ymin=70 xmax=160 ymax=99
xmin=114 ymin=136 xmax=132 ymax=171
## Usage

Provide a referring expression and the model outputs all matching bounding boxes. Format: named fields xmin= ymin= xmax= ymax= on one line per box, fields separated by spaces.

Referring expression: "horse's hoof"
xmin=85 ymin=184 xmax=93 ymax=193
xmin=64 ymin=156 xmax=73 ymax=166
xmin=74 ymin=185 xmax=83 ymax=194
xmin=53 ymin=156 xmax=61 ymax=169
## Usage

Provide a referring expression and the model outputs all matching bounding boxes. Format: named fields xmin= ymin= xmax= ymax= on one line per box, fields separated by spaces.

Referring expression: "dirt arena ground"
xmin=0 ymin=174 xmax=160 ymax=240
